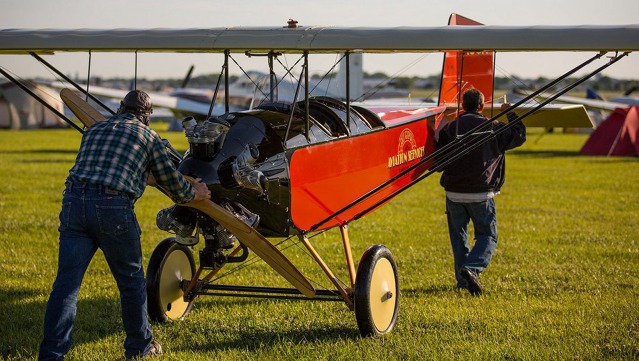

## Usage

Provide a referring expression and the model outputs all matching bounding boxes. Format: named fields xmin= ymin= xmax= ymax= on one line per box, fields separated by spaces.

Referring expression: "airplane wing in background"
xmin=42 ymin=80 xmax=234 ymax=119
xmin=512 ymin=88 xmax=630 ymax=112
xmin=435 ymin=102 xmax=595 ymax=129
xmin=494 ymin=103 xmax=594 ymax=128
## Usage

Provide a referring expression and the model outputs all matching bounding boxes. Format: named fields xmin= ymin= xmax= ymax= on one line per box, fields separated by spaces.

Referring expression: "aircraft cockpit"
xmin=252 ymin=96 xmax=386 ymax=148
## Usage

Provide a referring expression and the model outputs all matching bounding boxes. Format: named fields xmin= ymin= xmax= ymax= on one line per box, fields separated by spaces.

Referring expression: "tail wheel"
xmin=354 ymin=245 xmax=399 ymax=336
xmin=146 ymin=237 xmax=196 ymax=322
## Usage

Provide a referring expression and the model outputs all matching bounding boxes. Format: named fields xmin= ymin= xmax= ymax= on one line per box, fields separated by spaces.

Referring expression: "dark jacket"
xmin=436 ymin=111 xmax=526 ymax=193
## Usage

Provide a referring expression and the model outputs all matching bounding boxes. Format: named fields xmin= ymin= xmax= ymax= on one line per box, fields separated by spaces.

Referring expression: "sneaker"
xmin=147 ymin=340 xmax=162 ymax=357
xmin=460 ymin=267 xmax=482 ymax=296
xmin=127 ymin=340 xmax=163 ymax=360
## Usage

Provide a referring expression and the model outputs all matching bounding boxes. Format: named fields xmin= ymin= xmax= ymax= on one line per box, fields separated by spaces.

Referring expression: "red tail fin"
xmin=437 ymin=14 xmax=496 ymax=127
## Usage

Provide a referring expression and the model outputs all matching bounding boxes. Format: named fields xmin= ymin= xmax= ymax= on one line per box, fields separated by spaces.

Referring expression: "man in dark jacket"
xmin=436 ymin=88 xmax=526 ymax=295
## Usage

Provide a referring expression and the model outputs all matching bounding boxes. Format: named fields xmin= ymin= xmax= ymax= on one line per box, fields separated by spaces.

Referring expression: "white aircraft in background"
xmin=37 ymin=53 xmax=363 ymax=123
xmin=587 ymin=86 xmax=639 ymax=107
xmin=514 ymin=86 xmax=638 ymax=113
xmin=512 ymin=85 xmax=638 ymax=127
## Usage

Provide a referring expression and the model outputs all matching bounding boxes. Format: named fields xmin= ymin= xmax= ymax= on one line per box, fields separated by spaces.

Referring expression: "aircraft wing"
xmin=497 ymin=103 xmax=594 ymax=128
xmin=608 ymin=96 xmax=639 ymax=107
xmin=436 ymin=103 xmax=594 ymax=128
xmin=1 ymin=26 xmax=639 ymax=54
xmin=536 ymin=95 xmax=627 ymax=112
xmin=512 ymin=89 xmax=629 ymax=112
xmin=43 ymin=81 xmax=227 ymax=117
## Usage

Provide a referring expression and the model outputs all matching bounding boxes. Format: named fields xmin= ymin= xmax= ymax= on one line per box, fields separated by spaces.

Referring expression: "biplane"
xmin=1 ymin=14 xmax=638 ymax=337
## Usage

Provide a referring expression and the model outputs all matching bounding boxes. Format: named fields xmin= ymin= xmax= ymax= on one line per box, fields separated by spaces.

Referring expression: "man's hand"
xmin=500 ymin=102 xmax=512 ymax=112
xmin=147 ymin=173 xmax=157 ymax=186
xmin=500 ymin=103 xmax=519 ymax=123
xmin=190 ymin=178 xmax=211 ymax=201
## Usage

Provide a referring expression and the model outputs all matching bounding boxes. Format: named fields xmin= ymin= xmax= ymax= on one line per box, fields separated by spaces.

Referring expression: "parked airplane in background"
xmin=588 ymin=86 xmax=639 ymax=107
xmin=36 ymin=52 xmax=362 ymax=122
xmin=512 ymin=84 xmax=639 ymax=128
xmin=514 ymin=87 xmax=633 ymax=113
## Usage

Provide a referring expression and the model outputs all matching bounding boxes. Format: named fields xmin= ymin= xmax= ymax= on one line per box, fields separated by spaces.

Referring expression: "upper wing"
xmin=1 ymin=26 xmax=638 ymax=54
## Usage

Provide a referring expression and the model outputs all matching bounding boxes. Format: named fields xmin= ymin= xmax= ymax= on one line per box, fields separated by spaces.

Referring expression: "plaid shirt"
xmin=68 ymin=114 xmax=195 ymax=203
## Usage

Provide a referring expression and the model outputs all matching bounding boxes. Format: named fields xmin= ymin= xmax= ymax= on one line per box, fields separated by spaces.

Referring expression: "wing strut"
xmin=208 ymin=51 xmax=227 ymax=118
xmin=224 ymin=50 xmax=230 ymax=114
xmin=304 ymin=51 xmax=310 ymax=142
xmin=284 ymin=53 xmax=307 ymax=146
xmin=133 ymin=51 xmax=138 ymax=90
xmin=30 ymin=52 xmax=116 ymax=116
xmin=309 ymin=51 xmax=622 ymax=231
xmin=345 ymin=52 xmax=351 ymax=128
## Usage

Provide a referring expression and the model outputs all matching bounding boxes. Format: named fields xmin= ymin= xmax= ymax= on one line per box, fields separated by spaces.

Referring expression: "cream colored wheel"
xmin=354 ymin=245 xmax=399 ymax=336
xmin=146 ymin=237 xmax=196 ymax=322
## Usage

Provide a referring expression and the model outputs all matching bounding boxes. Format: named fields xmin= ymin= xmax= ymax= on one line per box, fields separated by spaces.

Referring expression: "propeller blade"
xmin=183 ymin=198 xmax=316 ymax=298
xmin=60 ymin=88 xmax=107 ymax=127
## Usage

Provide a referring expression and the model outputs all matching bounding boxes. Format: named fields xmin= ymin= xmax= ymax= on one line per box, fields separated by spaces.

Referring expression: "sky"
xmin=1 ymin=0 xmax=638 ymax=83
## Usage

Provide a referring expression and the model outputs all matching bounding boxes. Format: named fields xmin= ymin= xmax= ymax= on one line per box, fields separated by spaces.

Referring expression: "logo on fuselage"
xmin=388 ymin=128 xmax=425 ymax=168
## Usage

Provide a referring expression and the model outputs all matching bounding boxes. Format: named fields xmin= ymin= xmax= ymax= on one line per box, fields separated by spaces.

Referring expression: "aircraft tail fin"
xmin=587 ymin=87 xmax=606 ymax=100
xmin=437 ymin=14 xmax=495 ymax=127
xmin=181 ymin=65 xmax=195 ymax=89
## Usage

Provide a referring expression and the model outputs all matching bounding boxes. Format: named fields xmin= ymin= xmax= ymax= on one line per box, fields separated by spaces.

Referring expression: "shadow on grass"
xmin=1 ymin=149 xmax=77 ymax=165
xmin=514 ymin=149 xmax=638 ymax=162
xmin=173 ymin=325 xmax=360 ymax=354
xmin=165 ymin=297 xmax=361 ymax=353
xmin=583 ymin=156 xmax=639 ymax=163
xmin=511 ymin=149 xmax=580 ymax=157
xmin=0 ymin=288 xmax=125 ymax=359
xmin=22 ymin=159 xmax=75 ymax=164
xmin=1 ymin=149 xmax=78 ymax=155
xmin=401 ymin=284 xmax=453 ymax=297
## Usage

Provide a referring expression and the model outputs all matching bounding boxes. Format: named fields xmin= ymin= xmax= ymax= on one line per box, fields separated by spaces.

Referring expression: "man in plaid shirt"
xmin=39 ymin=90 xmax=210 ymax=360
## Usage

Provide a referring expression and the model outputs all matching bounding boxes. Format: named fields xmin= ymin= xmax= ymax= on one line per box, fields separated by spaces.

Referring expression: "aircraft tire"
xmin=354 ymin=244 xmax=399 ymax=337
xmin=146 ymin=237 xmax=196 ymax=322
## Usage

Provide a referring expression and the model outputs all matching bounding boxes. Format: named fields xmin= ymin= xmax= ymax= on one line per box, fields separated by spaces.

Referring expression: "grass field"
xmin=0 ymin=125 xmax=637 ymax=360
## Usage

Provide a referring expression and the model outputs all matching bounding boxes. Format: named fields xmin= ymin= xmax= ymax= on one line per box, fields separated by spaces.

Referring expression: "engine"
xmin=155 ymin=116 xmax=266 ymax=269
xmin=184 ymin=116 xmax=267 ymax=195
xmin=183 ymin=116 xmax=228 ymax=161
xmin=155 ymin=204 xmax=197 ymax=245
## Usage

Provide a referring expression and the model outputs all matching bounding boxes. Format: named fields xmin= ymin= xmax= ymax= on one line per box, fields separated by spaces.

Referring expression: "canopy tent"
xmin=580 ymin=106 xmax=639 ymax=156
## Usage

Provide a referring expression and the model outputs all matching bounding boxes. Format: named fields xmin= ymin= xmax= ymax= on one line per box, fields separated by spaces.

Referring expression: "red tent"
xmin=580 ymin=106 xmax=639 ymax=156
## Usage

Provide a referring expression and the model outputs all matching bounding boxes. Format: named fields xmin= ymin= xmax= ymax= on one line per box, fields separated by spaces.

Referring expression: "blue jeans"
xmin=39 ymin=183 xmax=152 ymax=360
xmin=445 ymin=197 xmax=498 ymax=288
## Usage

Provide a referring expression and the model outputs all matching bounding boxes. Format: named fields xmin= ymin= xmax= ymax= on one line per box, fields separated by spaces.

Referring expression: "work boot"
xmin=460 ymin=267 xmax=482 ymax=296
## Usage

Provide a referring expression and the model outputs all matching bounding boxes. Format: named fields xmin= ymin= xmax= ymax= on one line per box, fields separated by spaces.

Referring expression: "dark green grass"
xmin=0 ymin=126 xmax=637 ymax=360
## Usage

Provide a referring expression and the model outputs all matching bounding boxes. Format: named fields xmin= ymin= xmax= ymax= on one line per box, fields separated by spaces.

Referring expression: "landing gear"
xmin=146 ymin=237 xmax=196 ymax=322
xmin=354 ymin=245 xmax=399 ymax=336
xmin=146 ymin=219 xmax=401 ymax=336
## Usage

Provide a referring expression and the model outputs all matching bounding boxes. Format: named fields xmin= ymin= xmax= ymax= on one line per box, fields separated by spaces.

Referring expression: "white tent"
xmin=0 ymin=81 xmax=67 ymax=129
